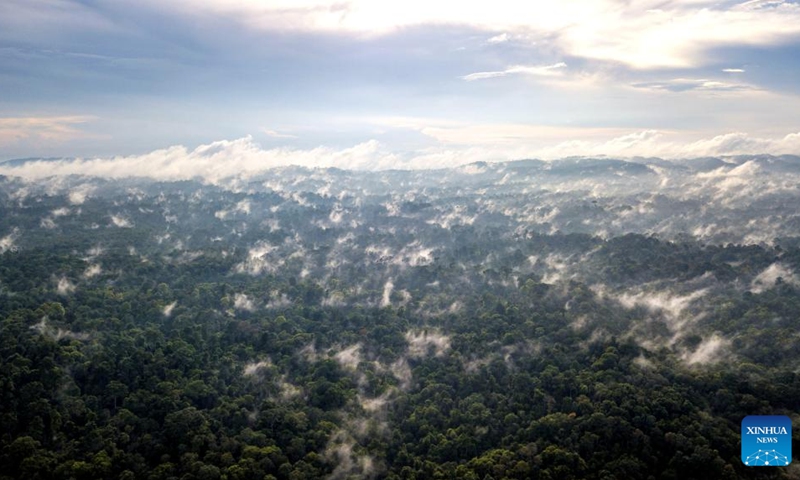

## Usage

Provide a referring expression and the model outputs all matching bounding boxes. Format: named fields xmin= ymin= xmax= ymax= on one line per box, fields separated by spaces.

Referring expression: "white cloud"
xmin=1 ymin=130 xmax=800 ymax=179
xmin=615 ymin=288 xmax=707 ymax=326
xmin=40 ymin=217 xmax=57 ymax=229
xmin=405 ymin=329 xmax=451 ymax=358
xmin=380 ymin=280 xmax=394 ymax=307
xmin=751 ymin=263 xmax=799 ymax=293
xmin=139 ymin=0 xmax=800 ymax=69
xmin=234 ymin=241 xmax=280 ymax=275
xmin=462 ymin=63 xmax=567 ymax=81
xmin=335 ymin=344 xmax=362 ymax=370
xmin=389 ymin=358 xmax=412 ymax=390
xmin=110 ymin=214 xmax=132 ymax=228
xmin=234 ymin=293 xmax=256 ymax=312
xmin=162 ymin=301 xmax=177 ymax=317
xmin=83 ymin=264 xmax=102 ymax=278
xmin=324 ymin=430 xmax=378 ymax=480
xmin=0 ymin=228 xmax=20 ymax=254
xmin=631 ymin=78 xmax=754 ymax=93
xmin=682 ymin=334 xmax=730 ymax=365
xmin=243 ymin=359 xmax=272 ymax=377
xmin=31 ymin=317 xmax=89 ymax=342
xmin=69 ymin=185 xmax=94 ymax=205
xmin=266 ymin=292 xmax=292 ymax=309
xmin=262 ymin=128 xmax=297 ymax=139
xmin=723 ymin=68 xmax=746 ymax=73
xmin=487 ymin=32 xmax=509 ymax=44
xmin=56 ymin=277 xmax=76 ymax=296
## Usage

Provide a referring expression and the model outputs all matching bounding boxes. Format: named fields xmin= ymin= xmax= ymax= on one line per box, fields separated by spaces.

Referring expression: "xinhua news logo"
xmin=742 ymin=415 xmax=792 ymax=466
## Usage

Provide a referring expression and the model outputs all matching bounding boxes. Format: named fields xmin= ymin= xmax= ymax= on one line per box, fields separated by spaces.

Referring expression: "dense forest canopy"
xmin=2 ymin=156 xmax=800 ymax=479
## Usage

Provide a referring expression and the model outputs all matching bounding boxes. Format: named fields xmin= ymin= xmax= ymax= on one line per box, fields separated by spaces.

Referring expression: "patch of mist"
xmin=162 ymin=301 xmax=177 ymax=317
xmin=243 ymin=359 xmax=273 ymax=377
xmin=379 ymin=280 xmax=394 ymax=308
xmin=40 ymin=217 xmax=57 ymax=229
xmin=265 ymin=292 xmax=292 ymax=309
xmin=405 ymin=329 xmax=451 ymax=358
xmin=31 ymin=317 xmax=89 ymax=341
xmin=234 ymin=293 xmax=256 ymax=312
xmin=68 ymin=185 xmax=93 ymax=205
xmin=234 ymin=242 xmax=280 ymax=275
xmin=83 ymin=264 xmax=102 ymax=278
xmin=56 ymin=277 xmax=75 ymax=296
xmin=682 ymin=334 xmax=731 ymax=365
xmin=110 ymin=214 xmax=133 ymax=228
xmin=0 ymin=228 xmax=20 ymax=254
xmin=334 ymin=344 xmax=362 ymax=371
xmin=751 ymin=263 xmax=799 ymax=293
xmin=324 ymin=430 xmax=379 ymax=480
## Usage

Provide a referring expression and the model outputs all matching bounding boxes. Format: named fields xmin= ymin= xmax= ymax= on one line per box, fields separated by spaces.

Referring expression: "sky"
xmin=2 ymin=0 xmax=800 ymax=170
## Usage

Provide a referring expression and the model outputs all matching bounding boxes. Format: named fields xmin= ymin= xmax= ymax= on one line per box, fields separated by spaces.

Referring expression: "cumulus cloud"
xmin=0 ymin=137 xmax=402 ymax=180
xmin=2 ymin=131 xmax=800 ymax=179
xmin=462 ymin=62 xmax=567 ymax=81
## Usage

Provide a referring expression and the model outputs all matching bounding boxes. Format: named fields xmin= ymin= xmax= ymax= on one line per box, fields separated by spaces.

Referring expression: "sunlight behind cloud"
xmin=148 ymin=0 xmax=800 ymax=69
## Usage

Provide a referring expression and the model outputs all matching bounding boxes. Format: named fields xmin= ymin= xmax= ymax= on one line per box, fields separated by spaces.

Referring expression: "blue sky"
xmin=2 ymin=0 xmax=800 ymax=169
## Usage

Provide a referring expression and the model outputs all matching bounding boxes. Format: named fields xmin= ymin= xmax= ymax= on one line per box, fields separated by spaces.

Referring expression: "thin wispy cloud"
xmin=0 ymin=116 xmax=96 ymax=146
xmin=262 ymin=128 xmax=298 ymax=139
xmin=631 ymin=78 xmax=754 ymax=93
xmin=722 ymin=68 xmax=746 ymax=73
xmin=462 ymin=63 xmax=567 ymax=81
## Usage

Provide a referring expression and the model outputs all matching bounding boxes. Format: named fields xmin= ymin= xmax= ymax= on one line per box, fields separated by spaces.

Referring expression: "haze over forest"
xmin=4 ymin=1 xmax=800 ymax=480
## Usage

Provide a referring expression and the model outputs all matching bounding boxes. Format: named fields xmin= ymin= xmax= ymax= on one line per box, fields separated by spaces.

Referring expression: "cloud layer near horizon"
xmin=2 ymin=130 xmax=800 ymax=180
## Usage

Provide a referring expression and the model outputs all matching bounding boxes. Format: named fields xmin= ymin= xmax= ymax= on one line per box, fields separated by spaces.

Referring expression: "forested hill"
xmin=2 ymin=157 xmax=800 ymax=479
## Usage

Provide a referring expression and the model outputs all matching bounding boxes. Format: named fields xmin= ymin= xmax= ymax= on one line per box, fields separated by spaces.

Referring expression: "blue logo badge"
xmin=742 ymin=415 xmax=792 ymax=466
